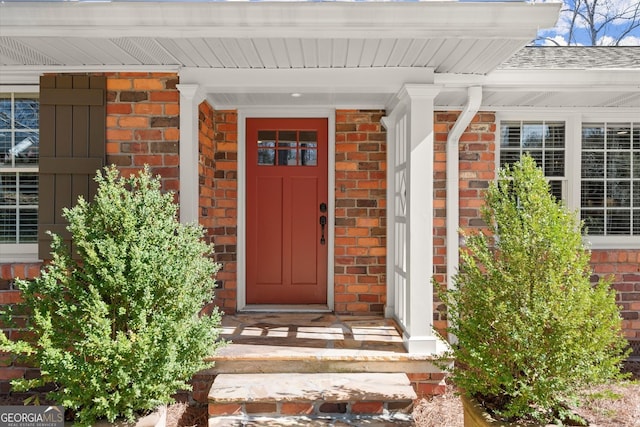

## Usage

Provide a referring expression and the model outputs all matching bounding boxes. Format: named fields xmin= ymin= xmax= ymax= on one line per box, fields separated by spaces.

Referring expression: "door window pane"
xmin=300 ymin=143 xmax=317 ymax=166
xmin=257 ymin=131 xmax=276 ymax=165
xmin=256 ymin=129 xmax=317 ymax=167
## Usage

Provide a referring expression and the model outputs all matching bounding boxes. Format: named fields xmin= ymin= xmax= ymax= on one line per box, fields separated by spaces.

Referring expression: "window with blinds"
xmin=581 ymin=122 xmax=640 ymax=236
xmin=0 ymin=92 xmax=39 ymax=245
xmin=499 ymin=120 xmax=566 ymax=200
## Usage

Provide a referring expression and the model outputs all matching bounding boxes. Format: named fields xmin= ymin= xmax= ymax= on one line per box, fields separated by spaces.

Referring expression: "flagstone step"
xmin=208 ymin=373 xmax=416 ymax=420
xmin=206 ymin=343 xmax=444 ymax=375
xmin=208 ymin=414 xmax=414 ymax=426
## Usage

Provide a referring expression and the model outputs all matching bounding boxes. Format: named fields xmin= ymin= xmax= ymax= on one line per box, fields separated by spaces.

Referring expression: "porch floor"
xmin=220 ymin=312 xmax=403 ymax=351
xmin=207 ymin=313 xmax=444 ymax=373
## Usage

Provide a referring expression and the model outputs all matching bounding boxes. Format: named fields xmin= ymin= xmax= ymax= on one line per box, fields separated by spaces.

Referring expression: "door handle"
xmin=319 ymin=215 xmax=327 ymax=245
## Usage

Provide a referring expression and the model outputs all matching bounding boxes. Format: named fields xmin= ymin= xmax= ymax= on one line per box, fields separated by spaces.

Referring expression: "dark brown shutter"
xmin=38 ymin=75 xmax=106 ymax=259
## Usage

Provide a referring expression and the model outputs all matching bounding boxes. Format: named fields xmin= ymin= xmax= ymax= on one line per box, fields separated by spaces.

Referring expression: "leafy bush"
xmin=1 ymin=166 xmax=223 ymax=426
xmin=438 ymin=155 xmax=628 ymax=423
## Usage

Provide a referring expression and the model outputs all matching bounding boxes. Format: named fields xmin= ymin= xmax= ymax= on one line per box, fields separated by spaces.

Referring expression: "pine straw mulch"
xmin=2 ymin=362 xmax=638 ymax=426
xmin=412 ymin=360 xmax=640 ymax=427
xmin=166 ymin=402 xmax=208 ymax=427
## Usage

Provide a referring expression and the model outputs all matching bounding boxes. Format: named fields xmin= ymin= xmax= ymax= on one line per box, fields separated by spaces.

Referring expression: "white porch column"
xmin=386 ymin=84 xmax=447 ymax=354
xmin=176 ymin=84 xmax=205 ymax=224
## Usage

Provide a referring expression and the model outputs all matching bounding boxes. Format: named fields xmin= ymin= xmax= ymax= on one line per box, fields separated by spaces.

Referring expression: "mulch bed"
xmin=413 ymin=360 xmax=640 ymax=427
xmin=2 ymin=362 xmax=639 ymax=427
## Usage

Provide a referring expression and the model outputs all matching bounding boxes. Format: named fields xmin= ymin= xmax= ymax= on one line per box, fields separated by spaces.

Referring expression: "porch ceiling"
xmin=5 ymin=2 xmax=630 ymax=111
xmin=0 ymin=2 xmax=559 ymax=74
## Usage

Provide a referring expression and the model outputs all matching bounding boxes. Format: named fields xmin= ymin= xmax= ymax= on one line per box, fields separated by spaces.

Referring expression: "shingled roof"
xmin=500 ymin=46 xmax=640 ymax=70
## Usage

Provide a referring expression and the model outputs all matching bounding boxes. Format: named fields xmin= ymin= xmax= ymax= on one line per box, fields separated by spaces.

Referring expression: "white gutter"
xmin=445 ymin=86 xmax=482 ymax=340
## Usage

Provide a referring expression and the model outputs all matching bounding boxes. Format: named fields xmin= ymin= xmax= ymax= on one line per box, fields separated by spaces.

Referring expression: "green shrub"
xmin=1 ymin=166 xmax=223 ymax=426
xmin=438 ymin=155 xmax=628 ymax=423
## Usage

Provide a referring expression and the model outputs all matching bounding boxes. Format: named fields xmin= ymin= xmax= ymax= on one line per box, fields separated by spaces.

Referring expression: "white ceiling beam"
xmin=180 ymin=67 xmax=436 ymax=95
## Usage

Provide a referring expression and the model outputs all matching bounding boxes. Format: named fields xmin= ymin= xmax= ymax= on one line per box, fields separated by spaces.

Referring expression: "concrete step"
xmin=208 ymin=373 xmax=416 ymax=420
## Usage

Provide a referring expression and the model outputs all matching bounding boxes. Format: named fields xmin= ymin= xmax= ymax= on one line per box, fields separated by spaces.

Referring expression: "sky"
xmin=533 ymin=0 xmax=640 ymax=46
xmin=5 ymin=0 xmax=640 ymax=46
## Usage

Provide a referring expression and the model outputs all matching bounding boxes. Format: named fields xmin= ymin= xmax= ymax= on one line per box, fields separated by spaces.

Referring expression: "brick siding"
xmin=105 ymin=72 xmax=180 ymax=193
xmin=407 ymin=372 xmax=447 ymax=398
xmin=200 ymin=106 xmax=238 ymax=314
xmin=0 ymin=269 xmax=39 ymax=393
xmin=432 ymin=111 xmax=496 ymax=335
xmin=334 ymin=110 xmax=387 ymax=314
xmin=591 ymin=250 xmax=640 ymax=339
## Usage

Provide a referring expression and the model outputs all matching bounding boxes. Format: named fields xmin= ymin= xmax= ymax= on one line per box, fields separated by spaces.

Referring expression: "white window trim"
xmin=1 ymin=85 xmax=40 ymax=263
xmin=0 ymin=243 xmax=38 ymax=262
xmin=496 ymin=111 xmax=640 ymax=250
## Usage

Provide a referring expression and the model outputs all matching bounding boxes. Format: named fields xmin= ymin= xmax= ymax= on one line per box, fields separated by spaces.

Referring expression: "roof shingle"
xmin=500 ymin=46 xmax=640 ymax=70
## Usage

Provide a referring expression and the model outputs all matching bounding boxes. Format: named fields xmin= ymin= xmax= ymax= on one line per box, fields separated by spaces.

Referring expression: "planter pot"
xmin=462 ymin=394 xmax=510 ymax=427
xmin=461 ymin=395 xmax=559 ymax=427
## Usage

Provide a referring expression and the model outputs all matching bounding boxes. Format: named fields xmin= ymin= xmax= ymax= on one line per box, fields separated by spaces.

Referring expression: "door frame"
xmin=237 ymin=107 xmax=335 ymax=312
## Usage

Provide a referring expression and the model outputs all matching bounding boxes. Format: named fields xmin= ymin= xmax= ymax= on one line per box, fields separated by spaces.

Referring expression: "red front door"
xmin=246 ymin=118 xmax=328 ymax=304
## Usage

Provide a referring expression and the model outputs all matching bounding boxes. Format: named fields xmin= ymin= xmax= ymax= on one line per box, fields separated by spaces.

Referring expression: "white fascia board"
xmin=0 ymin=2 xmax=560 ymax=40
xmin=0 ymin=66 xmax=181 ymax=78
xmin=0 ymin=70 xmax=41 ymax=85
xmin=180 ymin=67 xmax=435 ymax=95
xmin=472 ymin=106 xmax=640 ymax=114
xmin=484 ymin=70 xmax=640 ymax=91
xmin=435 ymin=74 xmax=488 ymax=88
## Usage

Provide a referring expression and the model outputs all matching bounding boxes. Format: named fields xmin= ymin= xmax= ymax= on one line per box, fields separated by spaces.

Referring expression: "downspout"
xmin=445 ymin=86 xmax=482 ymax=341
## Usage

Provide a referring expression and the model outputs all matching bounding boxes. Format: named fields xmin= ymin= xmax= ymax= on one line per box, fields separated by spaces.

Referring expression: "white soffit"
xmin=0 ymin=1 xmax=560 ymax=76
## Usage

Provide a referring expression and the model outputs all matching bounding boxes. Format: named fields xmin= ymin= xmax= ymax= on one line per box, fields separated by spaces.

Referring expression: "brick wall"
xmin=200 ymin=108 xmax=238 ymax=314
xmin=432 ymin=111 xmax=496 ymax=334
xmin=407 ymin=372 xmax=447 ymax=398
xmin=0 ymin=265 xmax=40 ymax=392
xmin=105 ymin=72 xmax=180 ymax=193
xmin=334 ymin=110 xmax=387 ymax=314
xmin=591 ymin=250 xmax=640 ymax=340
